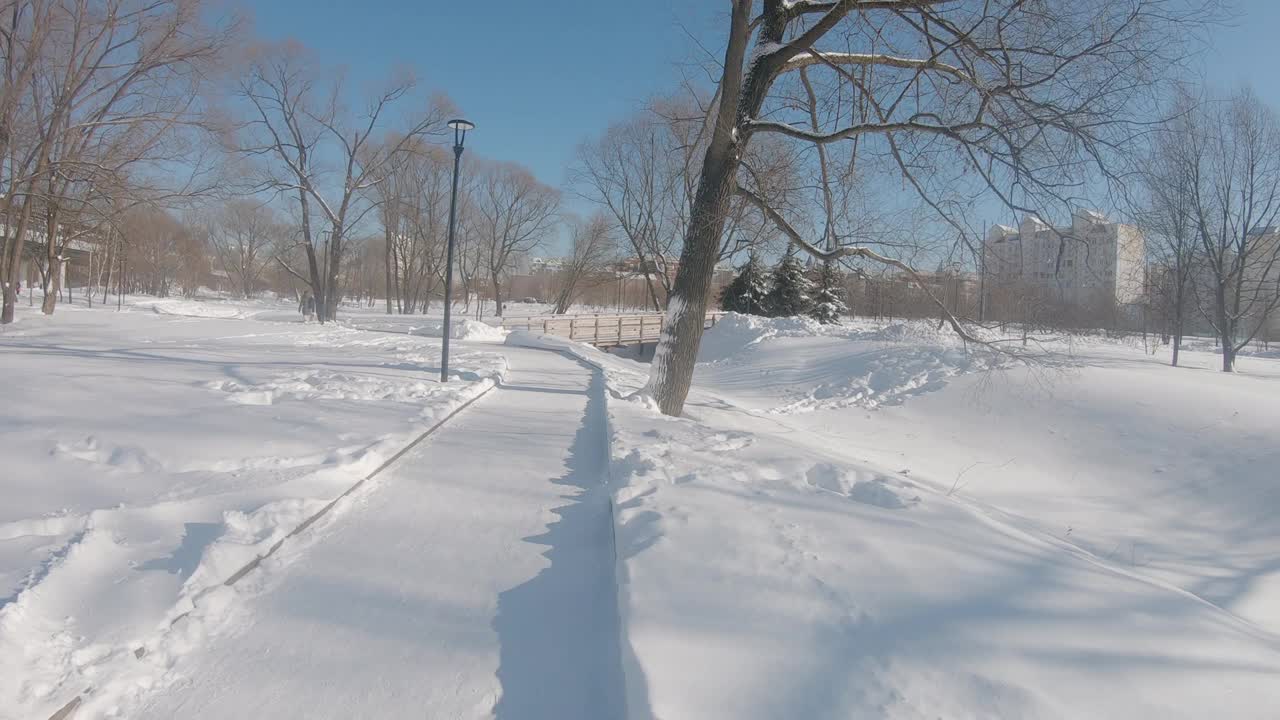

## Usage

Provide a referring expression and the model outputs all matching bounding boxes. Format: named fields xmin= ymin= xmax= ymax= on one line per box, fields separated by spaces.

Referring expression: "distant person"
xmin=299 ymin=291 xmax=316 ymax=322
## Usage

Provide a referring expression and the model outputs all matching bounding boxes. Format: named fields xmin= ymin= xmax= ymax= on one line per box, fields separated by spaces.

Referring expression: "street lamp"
xmin=440 ymin=118 xmax=474 ymax=383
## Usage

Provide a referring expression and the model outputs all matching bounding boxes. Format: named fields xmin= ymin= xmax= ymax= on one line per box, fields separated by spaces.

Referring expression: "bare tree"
xmin=574 ymin=94 xmax=782 ymax=311
xmin=574 ymin=115 xmax=679 ymax=309
xmin=454 ymin=187 xmax=485 ymax=316
xmin=552 ymin=212 xmax=615 ymax=314
xmin=644 ymin=0 xmax=1218 ymax=416
xmin=235 ymin=42 xmax=448 ymax=322
xmin=472 ymin=161 xmax=559 ymax=317
xmin=1137 ymin=92 xmax=1202 ymax=366
xmin=1182 ymin=89 xmax=1280 ymax=371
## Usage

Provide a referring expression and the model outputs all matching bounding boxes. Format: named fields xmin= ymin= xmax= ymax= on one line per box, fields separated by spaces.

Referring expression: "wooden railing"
xmin=500 ymin=311 xmax=728 ymax=346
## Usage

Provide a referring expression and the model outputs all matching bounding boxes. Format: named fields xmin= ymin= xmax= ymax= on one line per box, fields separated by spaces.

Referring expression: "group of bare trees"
xmin=1139 ymin=89 xmax=1280 ymax=371
xmin=373 ymin=139 xmax=452 ymax=315
xmin=613 ymin=0 xmax=1226 ymax=416
xmin=231 ymin=43 xmax=454 ymax=323
xmin=206 ymin=200 xmax=286 ymax=299
xmin=9 ymin=1 xmax=1267 ymax=402
xmin=0 ymin=0 xmax=233 ymax=323
xmin=551 ymin=212 xmax=614 ymax=314
xmin=368 ymin=149 xmax=564 ymax=319
xmin=0 ymin=2 xmax=573 ymax=325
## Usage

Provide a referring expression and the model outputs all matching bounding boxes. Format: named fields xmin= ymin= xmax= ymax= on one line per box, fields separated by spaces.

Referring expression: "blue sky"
xmin=245 ymin=0 xmax=1280 ymax=244
xmin=1201 ymin=0 xmax=1280 ymax=99
xmin=246 ymin=1 xmax=724 ymax=195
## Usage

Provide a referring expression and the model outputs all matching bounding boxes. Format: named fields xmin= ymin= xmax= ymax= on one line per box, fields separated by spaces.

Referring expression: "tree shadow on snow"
xmin=491 ymin=363 xmax=646 ymax=720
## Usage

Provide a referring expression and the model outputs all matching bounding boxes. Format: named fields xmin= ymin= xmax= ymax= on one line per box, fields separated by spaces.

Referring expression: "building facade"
xmin=983 ymin=210 xmax=1146 ymax=325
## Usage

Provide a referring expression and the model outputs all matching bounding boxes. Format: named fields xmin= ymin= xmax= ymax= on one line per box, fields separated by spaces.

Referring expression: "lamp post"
xmin=440 ymin=118 xmax=474 ymax=383
xmin=56 ymin=255 xmax=68 ymax=304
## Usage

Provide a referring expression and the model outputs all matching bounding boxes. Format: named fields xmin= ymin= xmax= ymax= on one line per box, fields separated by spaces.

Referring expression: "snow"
xmin=344 ymin=315 xmax=509 ymax=342
xmin=129 ymin=346 xmax=620 ymax=720
xmin=4 ymin=295 xmax=1280 ymax=719
xmin=0 ymin=301 xmax=506 ymax=719
xmin=552 ymin=317 xmax=1280 ymax=719
xmin=697 ymin=313 xmax=1010 ymax=411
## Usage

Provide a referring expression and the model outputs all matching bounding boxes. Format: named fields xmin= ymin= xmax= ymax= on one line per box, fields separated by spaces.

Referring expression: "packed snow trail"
xmin=132 ymin=347 xmax=624 ymax=720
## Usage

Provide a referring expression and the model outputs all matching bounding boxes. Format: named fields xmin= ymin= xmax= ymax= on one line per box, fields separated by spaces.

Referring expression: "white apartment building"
xmin=1243 ymin=226 xmax=1280 ymax=341
xmin=983 ymin=210 xmax=1146 ymax=312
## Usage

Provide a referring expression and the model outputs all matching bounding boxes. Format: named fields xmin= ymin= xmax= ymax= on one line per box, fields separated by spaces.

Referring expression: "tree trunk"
xmin=384 ymin=226 xmax=393 ymax=314
xmin=646 ymin=0 xmax=764 ymax=416
xmin=0 ymin=284 xmax=14 ymax=323
xmin=41 ymin=205 xmax=62 ymax=315
xmin=297 ymin=188 xmax=326 ymax=324
xmin=102 ymin=235 xmax=114 ymax=305
xmin=1216 ymin=283 xmax=1234 ymax=372
xmin=1 ymin=190 xmax=40 ymax=324
xmin=324 ymin=231 xmax=342 ymax=321
xmin=491 ymin=276 xmax=504 ymax=317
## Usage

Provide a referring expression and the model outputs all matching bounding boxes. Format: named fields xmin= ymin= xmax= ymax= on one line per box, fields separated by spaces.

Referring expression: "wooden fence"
xmin=500 ymin=311 xmax=728 ymax=347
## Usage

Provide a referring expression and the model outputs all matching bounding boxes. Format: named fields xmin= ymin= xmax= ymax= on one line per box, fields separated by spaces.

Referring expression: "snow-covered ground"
xmin=692 ymin=314 xmax=1280 ymax=635
xmin=541 ymin=315 xmax=1280 ymax=719
xmin=0 ymin=300 xmax=507 ymax=719
xmin=3 ymin=299 xmax=1278 ymax=719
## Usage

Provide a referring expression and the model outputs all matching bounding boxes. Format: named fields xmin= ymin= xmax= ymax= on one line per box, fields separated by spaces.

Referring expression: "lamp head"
xmin=447 ymin=118 xmax=474 ymax=148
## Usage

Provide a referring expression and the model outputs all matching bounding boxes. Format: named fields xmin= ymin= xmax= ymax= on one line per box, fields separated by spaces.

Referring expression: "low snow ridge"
xmin=406 ymin=318 xmax=508 ymax=342
xmin=207 ymin=369 xmax=462 ymax=405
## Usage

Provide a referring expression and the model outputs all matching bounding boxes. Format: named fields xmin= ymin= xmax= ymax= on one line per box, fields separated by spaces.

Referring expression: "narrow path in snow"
xmin=135 ymin=346 xmax=624 ymax=720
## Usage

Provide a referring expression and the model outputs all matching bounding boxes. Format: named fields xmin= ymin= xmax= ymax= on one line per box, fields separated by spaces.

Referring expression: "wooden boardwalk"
xmin=500 ymin=311 xmax=728 ymax=347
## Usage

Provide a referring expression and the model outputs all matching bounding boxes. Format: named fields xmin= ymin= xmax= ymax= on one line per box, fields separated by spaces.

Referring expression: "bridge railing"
xmin=500 ymin=311 xmax=728 ymax=346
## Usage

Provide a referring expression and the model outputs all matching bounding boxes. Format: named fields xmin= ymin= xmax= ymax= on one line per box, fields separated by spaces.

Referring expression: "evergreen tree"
xmin=810 ymin=260 xmax=848 ymax=324
xmin=719 ymin=252 xmax=770 ymax=315
xmin=764 ymin=252 xmax=813 ymax=317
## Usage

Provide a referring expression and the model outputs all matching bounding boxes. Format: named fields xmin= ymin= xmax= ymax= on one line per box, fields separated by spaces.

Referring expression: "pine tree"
xmin=719 ymin=252 xmax=770 ymax=315
xmin=809 ymin=260 xmax=848 ymax=324
xmin=764 ymin=253 xmax=813 ymax=317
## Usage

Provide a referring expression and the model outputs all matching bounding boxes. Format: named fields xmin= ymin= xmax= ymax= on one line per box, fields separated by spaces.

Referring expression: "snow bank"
xmin=132 ymin=297 xmax=292 ymax=320
xmin=342 ymin=316 xmax=509 ymax=342
xmin=697 ymin=313 xmax=1010 ymax=413
xmin=503 ymin=328 xmax=580 ymax=353
xmin=696 ymin=312 xmax=823 ymax=361
xmin=699 ymin=312 xmax=965 ymax=360
xmin=429 ymin=317 xmax=508 ymax=342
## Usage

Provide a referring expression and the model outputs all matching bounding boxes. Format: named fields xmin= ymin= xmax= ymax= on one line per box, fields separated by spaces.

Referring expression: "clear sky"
xmin=1201 ymin=0 xmax=1280 ymax=101
xmin=244 ymin=0 xmax=1280 ymax=239
xmin=245 ymin=1 xmax=724 ymax=195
